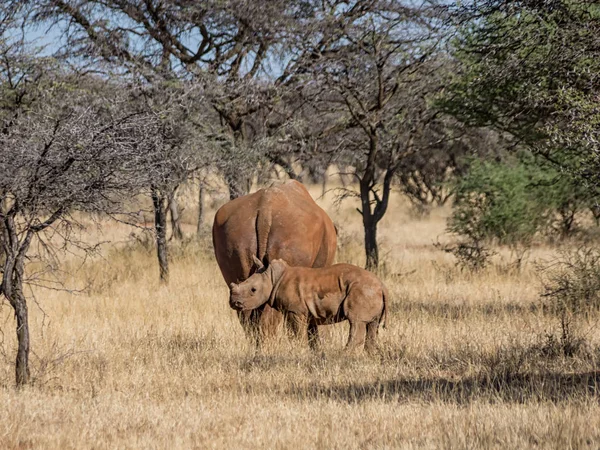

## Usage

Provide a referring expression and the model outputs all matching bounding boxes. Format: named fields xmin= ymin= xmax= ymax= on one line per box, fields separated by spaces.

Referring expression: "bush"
xmin=449 ymin=158 xmax=548 ymax=246
xmin=538 ymin=247 xmax=600 ymax=357
xmin=539 ymin=247 xmax=600 ymax=316
xmin=447 ymin=155 xmax=596 ymax=269
xmin=531 ymin=156 xmax=597 ymax=237
xmin=447 ymin=158 xmax=546 ymax=269
xmin=436 ymin=239 xmax=495 ymax=272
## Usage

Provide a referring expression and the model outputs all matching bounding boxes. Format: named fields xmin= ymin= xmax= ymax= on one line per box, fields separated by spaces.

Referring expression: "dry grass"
xmin=1 ymin=180 xmax=600 ymax=449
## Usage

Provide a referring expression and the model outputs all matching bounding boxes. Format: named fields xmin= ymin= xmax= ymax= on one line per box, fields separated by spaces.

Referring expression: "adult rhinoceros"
xmin=212 ymin=180 xmax=337 ymax=343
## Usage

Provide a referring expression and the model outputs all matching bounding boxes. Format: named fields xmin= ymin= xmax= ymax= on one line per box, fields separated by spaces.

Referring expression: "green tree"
xmin=449 ymin=158 xmax=547 ymax=247
xmin=442 ymin=1 xmax=600 ymax=196
xmin=448 ymin=150 xmax=597 ymax=270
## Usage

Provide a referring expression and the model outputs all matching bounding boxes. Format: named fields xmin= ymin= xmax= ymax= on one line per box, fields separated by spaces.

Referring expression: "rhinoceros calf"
xmin=229 ymin=257 xmax=388 ymax=351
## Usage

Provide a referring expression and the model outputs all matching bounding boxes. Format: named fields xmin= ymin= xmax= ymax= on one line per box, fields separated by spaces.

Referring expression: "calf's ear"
xmin=269 ymin=259 xmax=287 ymax=284
xmin=252 ymin=255 xmax=265 ymax=272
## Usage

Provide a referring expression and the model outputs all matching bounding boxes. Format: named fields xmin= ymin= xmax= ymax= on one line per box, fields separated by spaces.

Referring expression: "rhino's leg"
xmin=307 ymin=319 xmax=320 ymax=351
xmin=365 ymin=321 xmax=380 ymax=353
xmin=258 ymin=304 xmax=284 ymax=340
xmin=237 ymin=304 xmax=284 ymax=348
xmin=287 ymin=313 xmax=308 ymax=344
xmin=345 ymin=321 xmax=367 ymax=351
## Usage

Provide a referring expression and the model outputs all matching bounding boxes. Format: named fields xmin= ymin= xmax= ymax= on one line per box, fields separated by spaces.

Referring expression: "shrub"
xmin=447 ymin=155 xmax=596 ymax=269
xmin=447 ymin=158 xmax=546 ymax=269
xmin=436 ymin=239 xmax=495 ymax=272
xmin=538 ymin=246 xmax=600 ymax=357
xmin=539 ymin=247 xmax=600 ymax=316
xmin=449 ymin=158 xmax=549 ymax=246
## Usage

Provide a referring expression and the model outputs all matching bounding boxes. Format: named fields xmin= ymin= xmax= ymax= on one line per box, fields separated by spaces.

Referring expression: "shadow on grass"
xmin=287 ymin=371 xmax=600 ymax=404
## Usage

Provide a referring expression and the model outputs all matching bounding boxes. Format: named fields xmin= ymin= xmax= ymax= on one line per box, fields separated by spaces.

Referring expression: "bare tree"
xmin=23 ymin=0 xmax=461 ymax=275
xmin=196 ymin=183 xmax=205 ymax=234
xmin=195 ymin=169 xmax=212 ymax=235
xmin=28 ymin=0 xmax=316 ymax=197
xmin=293 ymin=2 xmax=443 ymax=269
xmin=127 ymin=78 xmax=206 ymax=283
xmin=0 ymin=45 xmax=164 ymax=385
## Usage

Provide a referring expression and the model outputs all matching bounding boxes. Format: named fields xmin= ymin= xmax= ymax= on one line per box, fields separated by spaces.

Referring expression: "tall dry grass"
xmin=1 ymin=181 xmax=600 ymax=449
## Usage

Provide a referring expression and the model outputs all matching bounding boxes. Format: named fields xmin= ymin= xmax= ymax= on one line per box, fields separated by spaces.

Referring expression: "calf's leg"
xmin=365 ymin=321 xmax=379 ymax=353
xmin=238 ymin=304 xmax=285 ymax=348
xmin=258 ymin=304 xmax=284 ymax=340
xmin=287 ymin=313 xmax=309 ymax=344
xmin=345 ymin=321 xmax=367 ymax=351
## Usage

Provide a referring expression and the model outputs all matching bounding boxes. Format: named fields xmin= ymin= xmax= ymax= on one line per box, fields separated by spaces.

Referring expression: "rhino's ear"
xmin=269 ymin=259 xmax=287 ymax=284
xmin=252 ymin=255 xmax=265 ymax=272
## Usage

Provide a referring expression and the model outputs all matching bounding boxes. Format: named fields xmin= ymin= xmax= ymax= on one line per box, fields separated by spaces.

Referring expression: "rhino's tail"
xmin=255 ymin=204 xmax=272 ymax=265
xmin=380 ymin=283 xmax=389 ymax=329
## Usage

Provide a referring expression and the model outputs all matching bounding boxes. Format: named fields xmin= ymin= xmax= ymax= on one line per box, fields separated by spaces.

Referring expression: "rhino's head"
xmin=229 ymin=256 xmax=287 ymax=311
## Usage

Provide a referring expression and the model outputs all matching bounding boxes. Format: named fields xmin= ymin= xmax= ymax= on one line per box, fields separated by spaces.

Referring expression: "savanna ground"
xmin=1 ymin=180 xmax=600 ymax=449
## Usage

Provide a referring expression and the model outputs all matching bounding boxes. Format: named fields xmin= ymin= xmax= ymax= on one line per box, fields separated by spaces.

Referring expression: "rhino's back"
xmin=212 ymin=180 xmax=337 ymax=285
xmin=284 ymin=263 xmax=380 ymax=295
xmin=276 ymin=263 xmax=384 ymax=321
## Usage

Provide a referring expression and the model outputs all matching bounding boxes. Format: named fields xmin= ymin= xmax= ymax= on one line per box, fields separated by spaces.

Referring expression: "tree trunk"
xmin=272 ymin=156 xmax=300 ymax=181
xmin=197 ymin=183 xmax=205 ymax=235
xmin=169 ymin=196 xmax=184 ymax=241
xmin=363 ymin=216 xmax=379 ymax=270
xmin=225 ymin=171 xmax=251 ymax=200
xmin=359 ymin=182 xmax=380 ymax=271
xmin=151 ymin=188 xmax=169 ymax=284
xmin=3 ymin=276 xmax=31 ymax=386
xmin=2 ymin=220 xmax=33 ymax=386
xmin=306 ymin=163 xmax=325 ymax=185
xmin=13 ymin=289 xmax=30 ymax=386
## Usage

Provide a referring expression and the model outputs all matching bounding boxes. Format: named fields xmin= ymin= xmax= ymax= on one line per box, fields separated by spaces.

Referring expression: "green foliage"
xmin=541 ymin=172 xmax=592 ymax=236
xmin=449 ymin=158 xmax=549 ymax=249
xmin=442 ymin=0 xmax=600 ymax=195
xmin=449 ymin=151 xmax=599 ymax=265
xmin=522 ymin=154 xmax=596 ymax=237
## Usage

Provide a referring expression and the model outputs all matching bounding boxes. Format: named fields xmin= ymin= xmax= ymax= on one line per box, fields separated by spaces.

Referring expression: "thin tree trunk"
xmin=225 ymin=171 xmax=250 ymax=200
xmin=272 ymin=156 xmax=300 ymax=181
xmin=359 ymin=179 xmax=379 ymax=270
xmin=3 ymin=272 xmax=31 ymax=386
xmin=13 ymin=289 xmax=30 ymax=386
xmin=363 ymin=216 xmax=379 ymax=270
xmin=359 ymin=131 xmax=381 ymax=272
xmin=2 ymin=275 xmax=30 ymax=386
xmin=151 ymin=188 xmax=169 ymax=284
xmin=197 ymin=183 xmax=205 ymax=235
xmin=169 ymin=196 xmax=184 ymax=240
xmin=2 ymin=219 xmax=33 ymax=386
xmin=358 ymin=151 xmax=394 ymax=272
xmin=340 ymin=172 xmax=348 ymax=188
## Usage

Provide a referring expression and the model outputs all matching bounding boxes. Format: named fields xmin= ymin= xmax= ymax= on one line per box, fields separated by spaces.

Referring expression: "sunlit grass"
xmin=0 ymin=180 xmax=599 ymax=449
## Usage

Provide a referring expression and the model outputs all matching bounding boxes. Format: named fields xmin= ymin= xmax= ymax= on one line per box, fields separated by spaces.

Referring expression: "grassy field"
xmin=1 ymin=181 xmax=600 ymax=449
